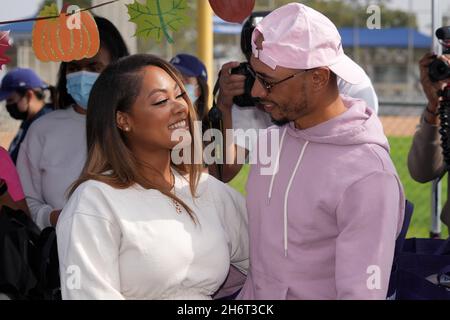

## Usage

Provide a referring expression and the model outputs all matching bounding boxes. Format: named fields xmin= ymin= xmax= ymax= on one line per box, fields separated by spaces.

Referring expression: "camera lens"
xmin=429 ymin=59 xmax=450 ymax=82
xmin=230 ymin=62 xmax=256 ymax=107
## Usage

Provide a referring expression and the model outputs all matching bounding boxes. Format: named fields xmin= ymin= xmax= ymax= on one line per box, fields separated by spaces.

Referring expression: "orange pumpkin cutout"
xmin=208 ymin=0 xmax=255 ymax=23
xmin=32 ymin=4 xmax=100 ymax=62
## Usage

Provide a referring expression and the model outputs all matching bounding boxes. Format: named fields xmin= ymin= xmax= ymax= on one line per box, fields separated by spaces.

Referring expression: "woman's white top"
xmin=56 ymin=170 xmax=249 ymax=300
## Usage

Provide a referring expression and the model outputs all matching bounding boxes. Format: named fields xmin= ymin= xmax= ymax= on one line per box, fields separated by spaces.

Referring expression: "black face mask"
xmin=6 ymin=103 xmax=28 ymax=121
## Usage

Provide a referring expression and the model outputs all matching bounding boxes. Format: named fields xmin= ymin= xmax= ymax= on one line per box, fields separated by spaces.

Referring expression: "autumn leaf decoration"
xmin=0 ymin=31 xmax=11 ymax=69
xmin=127 ymin=0 xmax=189 ymax=43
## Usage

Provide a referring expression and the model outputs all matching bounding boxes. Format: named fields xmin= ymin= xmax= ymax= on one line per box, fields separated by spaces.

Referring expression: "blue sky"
xmin=388 ymin=0 xmax=450 ymax=34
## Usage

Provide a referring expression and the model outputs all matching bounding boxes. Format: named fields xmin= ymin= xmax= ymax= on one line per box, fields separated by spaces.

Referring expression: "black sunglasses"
xmin=246 ymin=64 xmax=310 ymax=93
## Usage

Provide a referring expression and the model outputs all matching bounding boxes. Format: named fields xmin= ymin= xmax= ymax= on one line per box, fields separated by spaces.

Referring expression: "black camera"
xmin=230 ymin=62 xmax=256 ymax=107
xmin=428 ymin=26 xmax=450 ymax=82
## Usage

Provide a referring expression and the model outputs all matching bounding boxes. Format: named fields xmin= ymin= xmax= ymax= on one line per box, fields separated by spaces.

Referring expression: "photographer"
xmin=408 ymin=52 xmax=450 ymax=231
xmin=213 ymin=12 xmax=379 ymax=182
xmin=0 ymin=68 xmax=54 ymax=164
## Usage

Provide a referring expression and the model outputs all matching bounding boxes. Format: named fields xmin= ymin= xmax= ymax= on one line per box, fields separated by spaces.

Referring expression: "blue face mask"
xmin=66 ymin=71 xmax=99 ymax=110
xmin=184 ymin=84 xmax=198 ymax=105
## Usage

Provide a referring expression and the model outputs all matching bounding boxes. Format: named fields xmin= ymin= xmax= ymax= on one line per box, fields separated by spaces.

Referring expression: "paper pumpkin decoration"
xmin=208 ymin=0 xmax=255 ymax=23
xmin=127 ymin=0 xmax=189 ymax=44
xmin=0 ymin=31 xmax=11 ymax=69
xmin=32 ymin=4 xmax=100 ymax=62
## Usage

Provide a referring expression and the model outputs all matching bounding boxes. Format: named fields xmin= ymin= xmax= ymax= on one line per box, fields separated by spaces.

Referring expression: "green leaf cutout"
xmin=38 ymin=3 xmax=60 ymax=22
xmin=126 ymin=0 xmax=189 ymax=43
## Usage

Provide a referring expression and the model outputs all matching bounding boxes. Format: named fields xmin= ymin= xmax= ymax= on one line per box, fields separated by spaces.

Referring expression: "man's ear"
xmin=116 ymin=111 xmax=131 ymax=132
xmin=310 ymin=68 xmax=331 ymax=92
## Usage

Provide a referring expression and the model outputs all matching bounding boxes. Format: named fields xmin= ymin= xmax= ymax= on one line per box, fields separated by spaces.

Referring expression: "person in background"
xmin=0 ymin=147 xmax=29 ymax=214
xmin=57 ymin=54 xmax=248 ymax=300
xmin=408 ymin=52 xmax=450 ymax=233
xmin=0 ymin=68 xmax=54 ymax=163
xmin=16 ymin=16 xmax=129 ymax=229
xmin=215 ymin=10 xmax=379 ymax=182
xmin=170 ymin=53 xmax=209 ymax=122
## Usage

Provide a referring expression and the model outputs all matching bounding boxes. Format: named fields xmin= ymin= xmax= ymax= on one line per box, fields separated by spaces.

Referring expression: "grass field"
xmin=228 ymin=136 xmax=449 ymax=239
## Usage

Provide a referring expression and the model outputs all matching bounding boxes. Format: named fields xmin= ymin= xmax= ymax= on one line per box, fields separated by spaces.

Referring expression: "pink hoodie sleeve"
xmin=0 ymin=147 xmax=25 ymax=202
xmin=335 ymin=171 xmax=404 ymax=300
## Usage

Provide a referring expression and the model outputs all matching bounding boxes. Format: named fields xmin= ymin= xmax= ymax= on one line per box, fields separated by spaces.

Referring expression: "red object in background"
xmin=208 ymin=0 xmax=255 ymax=23
xmin=0 ymin=31 xmax=11 ymax=69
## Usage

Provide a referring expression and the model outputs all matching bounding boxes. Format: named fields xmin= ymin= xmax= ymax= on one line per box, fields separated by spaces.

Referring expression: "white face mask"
xmin=184 ymin=84 xmax=199 ymax=104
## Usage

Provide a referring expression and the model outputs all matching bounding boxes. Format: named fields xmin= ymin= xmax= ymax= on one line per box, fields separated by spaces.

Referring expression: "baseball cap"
xmin=251 ymin=3 xmax=366 ymax=84
xmin=0 ymin=68 xmax=48 ymax=101
xmin=170 ymin=54 xmax=208 ymax=81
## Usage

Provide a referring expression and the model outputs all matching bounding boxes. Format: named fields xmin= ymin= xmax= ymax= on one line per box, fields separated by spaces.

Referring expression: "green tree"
xmin=40 ymin=0 xmax=93 ymax=12
xmin=268 ymin=0 xmax=416 ymax=28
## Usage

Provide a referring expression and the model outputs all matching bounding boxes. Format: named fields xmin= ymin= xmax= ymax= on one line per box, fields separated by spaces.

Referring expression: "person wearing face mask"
xmin=170 ymin=53 xmax=209 ymax=122
xmin=0 ymin=68 xmax=55 ymax=163
xmin=16 ymin=16 xmax=129 ymax=229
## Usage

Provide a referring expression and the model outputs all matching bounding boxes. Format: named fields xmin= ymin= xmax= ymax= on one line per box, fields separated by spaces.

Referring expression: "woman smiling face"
xmin=117 ymin=65 xmax=191 ymax=153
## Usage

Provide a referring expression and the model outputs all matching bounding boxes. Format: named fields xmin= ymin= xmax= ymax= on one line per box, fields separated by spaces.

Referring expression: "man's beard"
xmin=268 ymin=85 xmax=308 ymax=127
xmin=270 ymin=118 xmax=289 ymax=126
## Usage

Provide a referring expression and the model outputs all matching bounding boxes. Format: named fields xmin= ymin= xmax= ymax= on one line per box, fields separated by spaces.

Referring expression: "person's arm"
xmin=210 ymin=176 xmax=249 ymax=299
xmin=16 ymin=131 xmax=60 ymax=228
xmin=0 ymin=180 xmax=29 ymax=214
xmin=0 ymin=151 xmax=30 ymax=215
xmin=407 ymin=53 xmax=450 ymax=182
xmin=335 ymin=172 xmax=403 ymax=300
xmin=408 ymin=115 xmax=445 ymax=182
xmin=208 ymin=62 xmax=248 ymax=182
xmin=56 ymin=186 xmax=124 ymax=300
xmin=219 ymin=182 xmax=249 ymax=275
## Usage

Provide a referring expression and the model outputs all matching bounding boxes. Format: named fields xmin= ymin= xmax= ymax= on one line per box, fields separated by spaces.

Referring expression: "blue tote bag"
xmin=394 ymin=237 xmax=450 ymax=300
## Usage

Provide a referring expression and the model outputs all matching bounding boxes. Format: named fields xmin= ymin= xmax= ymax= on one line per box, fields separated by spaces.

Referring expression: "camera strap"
xmin=207 ymin=72 xmax=224 ymax=181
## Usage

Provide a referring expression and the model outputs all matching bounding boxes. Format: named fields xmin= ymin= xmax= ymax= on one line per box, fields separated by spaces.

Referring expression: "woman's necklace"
xmin=170 ymin=170 xmax=182 ymax=214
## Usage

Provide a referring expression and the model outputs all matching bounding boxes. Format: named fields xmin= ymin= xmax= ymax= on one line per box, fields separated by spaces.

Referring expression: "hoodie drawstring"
xmin=283 ymin=141 xmax=309 ymax=257
xmin=267 ymin=127 xmax=288 ymax=204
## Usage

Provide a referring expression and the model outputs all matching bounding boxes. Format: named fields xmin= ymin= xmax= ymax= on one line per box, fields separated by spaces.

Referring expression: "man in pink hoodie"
xmin=238 ymin=3 xmax=405 ymax=300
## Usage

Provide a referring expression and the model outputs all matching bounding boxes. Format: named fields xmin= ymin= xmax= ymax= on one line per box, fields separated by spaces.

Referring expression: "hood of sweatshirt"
xmin=285 ymin=95 xmax=388 ymax=149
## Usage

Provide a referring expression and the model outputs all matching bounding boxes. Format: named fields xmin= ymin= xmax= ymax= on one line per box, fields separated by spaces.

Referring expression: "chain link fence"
xmin=380 ymin=102 xmax=448 ymax=238
xmin=1 ymin=98 xmax=448 ymax=239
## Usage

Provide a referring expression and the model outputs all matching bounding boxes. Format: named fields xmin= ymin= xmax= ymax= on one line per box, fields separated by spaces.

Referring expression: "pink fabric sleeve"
xmin=0 ymin=147 xmax=25 ymax=201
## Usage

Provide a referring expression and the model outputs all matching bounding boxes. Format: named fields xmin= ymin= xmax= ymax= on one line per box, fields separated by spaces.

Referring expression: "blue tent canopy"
xmin=1 ymin=15 xmax=242 ymax=37
xmin=0 ymin=19 xmax=35 ymax=41
xmin=339 ymin=27 xmax=432 ymax=48
xmin=213 ymin=16 xmax=243 ymax=35
xmin=0 ymin=15 xmax=433 ymax=50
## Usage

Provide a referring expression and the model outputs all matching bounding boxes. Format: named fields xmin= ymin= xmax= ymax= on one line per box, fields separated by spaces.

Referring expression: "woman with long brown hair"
xmin=56 ymin=54 xmax=248 ymax=300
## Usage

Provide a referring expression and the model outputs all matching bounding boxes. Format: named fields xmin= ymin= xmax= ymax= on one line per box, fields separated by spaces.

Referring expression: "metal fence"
xmin=379 ymin=101 xmax=448 ymax=239
xmin=0 ymin=100 xmax=448 ymax=238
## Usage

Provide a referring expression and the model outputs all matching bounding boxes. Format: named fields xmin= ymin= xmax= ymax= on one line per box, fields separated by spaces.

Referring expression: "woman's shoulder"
xmin=197 ymin=172 xmax=244 ymax=202
xmin=62 ymin=179 xmax=124 ymax=221
xmin=67 ymin=180 xmax=122 ymax=212
xmin=71 ymin=179 xmax=119 ymax=198
xmin=28 ymin=108 xmax=79 ymax=132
